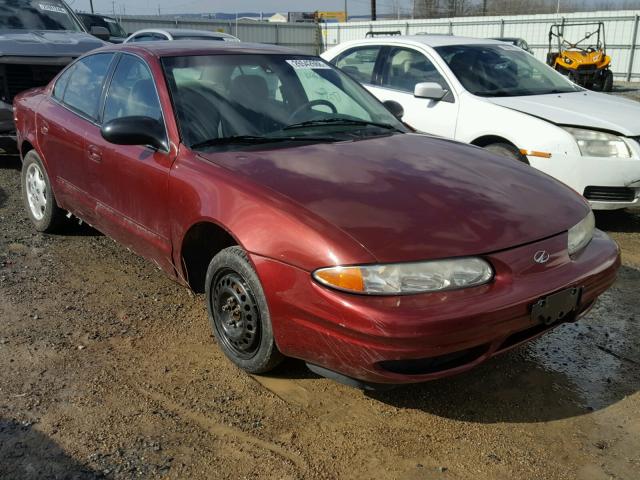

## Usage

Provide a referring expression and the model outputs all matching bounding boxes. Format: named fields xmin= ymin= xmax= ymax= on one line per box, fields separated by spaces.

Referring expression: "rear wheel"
xmin=484 ymin=143 xmax=529 ymax=165
xmin=602 ymin=70 xmax=613 ymax=92
xmin=21 ymin=150 xmax=64 ymax=232
xmin=205 ymin=246 xmax=284 ymax=374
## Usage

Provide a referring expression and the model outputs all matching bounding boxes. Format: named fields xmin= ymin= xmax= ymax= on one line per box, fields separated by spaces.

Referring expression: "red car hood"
xmin=201 ymin=133 xmax=590 ymax=263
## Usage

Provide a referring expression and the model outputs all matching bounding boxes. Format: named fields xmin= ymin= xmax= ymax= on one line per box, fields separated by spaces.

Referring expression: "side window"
xmin=129 ymin=34 xmax=154 ymax=42
xmin=382 ymin=48 xmax=449 ymax=94
xmin=62 ymin=53 xmax=114 ymax=119
xmin=103 ymin=54 xmax=162 ymax=124
xmin=334 ymin=46 xmax=381 ymax=84
xmin=53 ymin=64 xmax=75 ymax=100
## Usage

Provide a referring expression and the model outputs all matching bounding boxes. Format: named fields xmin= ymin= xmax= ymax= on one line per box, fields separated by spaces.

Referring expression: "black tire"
xmin=484 ymin=143 xmax=529 ymax=165
xmin=205 ymin=246 xmax=284 ymax=374
xmin=602 ymin=70 xmax=613 ymax=92
xmin=21 ymin=150 xmax=64 ymax=232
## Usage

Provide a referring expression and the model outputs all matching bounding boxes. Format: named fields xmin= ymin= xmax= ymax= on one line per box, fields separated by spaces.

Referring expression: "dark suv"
xmin=0 ymin=0 xmax=105 ymax=153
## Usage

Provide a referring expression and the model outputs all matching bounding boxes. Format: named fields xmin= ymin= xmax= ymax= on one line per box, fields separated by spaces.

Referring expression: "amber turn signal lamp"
xmin=314 ymin=267 xmax=365 ymax=292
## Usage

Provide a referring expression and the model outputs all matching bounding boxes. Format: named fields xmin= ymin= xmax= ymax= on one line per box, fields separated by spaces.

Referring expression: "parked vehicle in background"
xmin=322 ymin=35 xmax=640 ymax=210
xmin=78 ymin=12 xmax=127 ymax=43
xmin=491 ymin=37 xmax=533 ymax=53
xmin=124 ymin=28 xmax=239 ymax=43
xmin=547 ymin=21 xmax=613 ymax=91
xmin=0 ymin=0 xmax=105 ymax=154
xmin=14 ymin=41 xmax=619 ymax=387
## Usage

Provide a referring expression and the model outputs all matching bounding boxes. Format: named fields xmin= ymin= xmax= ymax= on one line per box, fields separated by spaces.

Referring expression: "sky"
xmin=68 ymin=0 xmax=414 ymax=16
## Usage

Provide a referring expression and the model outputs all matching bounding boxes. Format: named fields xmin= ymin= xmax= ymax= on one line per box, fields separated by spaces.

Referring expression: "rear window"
xmin=0 ymin=0 xmax=83 ymax=31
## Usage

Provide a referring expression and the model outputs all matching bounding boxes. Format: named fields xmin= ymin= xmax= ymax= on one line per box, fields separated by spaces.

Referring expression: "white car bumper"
xmin=528 ymin=153 xmax=640 ymax=211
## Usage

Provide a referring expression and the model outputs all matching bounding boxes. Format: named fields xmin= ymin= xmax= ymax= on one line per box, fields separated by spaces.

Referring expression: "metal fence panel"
xmin=118 ymin=16 xmax=321 ymax=54
xmin=323 ymin=10 xmax=640 ymax=81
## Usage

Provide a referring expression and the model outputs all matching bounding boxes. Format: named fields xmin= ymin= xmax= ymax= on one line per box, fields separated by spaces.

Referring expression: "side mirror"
xmin=101 ymin=116 xmax=167 ymax=151
xmin=414 ymin=82 xmax=446 ymax=101
xmin=383 ymin=100 xmax=404 ymax=120
xmin=90 ymin=25 xmax=111 ymax=41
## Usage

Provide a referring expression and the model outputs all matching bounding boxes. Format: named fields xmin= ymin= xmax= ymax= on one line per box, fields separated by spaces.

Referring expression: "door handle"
xmin=40 ymin=121 xmax=49 ymax=135
xmin=87 ymin=144 xmax=102 ymax=163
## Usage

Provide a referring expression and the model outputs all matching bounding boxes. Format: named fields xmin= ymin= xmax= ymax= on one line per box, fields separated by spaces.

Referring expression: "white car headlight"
xmin=313 ymin=258 xmax=493 ymax=295
xmin=563 ymin=127 xmax=631 ymax=158
xmin=568 ymin=211 xmax=595 ymax=255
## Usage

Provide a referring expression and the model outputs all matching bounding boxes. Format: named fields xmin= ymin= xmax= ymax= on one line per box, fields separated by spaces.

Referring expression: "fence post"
xmin=500 ymin=19 xmax=505 ymax=37
xmin=337 ymin=23 xmax=341 ymax=44
xmin=275 ymin=23 xmax=280 ymax=46
xmin=405 ymin=22 xmax=410 ymax=35
xmin=628 ymin=14 xmax=639 ymax=82
xmin=448 ymin=20 xmax=453 ymax=35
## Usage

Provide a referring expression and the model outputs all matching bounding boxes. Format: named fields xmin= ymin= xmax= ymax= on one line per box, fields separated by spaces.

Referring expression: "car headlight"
xmin=563 ymin=127 xmax=631 ymax=158
xmin=313 ymin=258 xmax=493 ymax=295
xmin=568 ymin=211 xmax=595 ymax=255
xmin=563 ymin=56 xmax=573 ymax=64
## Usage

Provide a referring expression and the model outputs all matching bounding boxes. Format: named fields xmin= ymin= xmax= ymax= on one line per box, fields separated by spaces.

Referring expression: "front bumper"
xmin=528 ymin=152 xmax=640 ymax=210
xmin=0 ymin=100 xmax=17 ymax=154
xmin=252 ymin=230 xmax=620 ymax=384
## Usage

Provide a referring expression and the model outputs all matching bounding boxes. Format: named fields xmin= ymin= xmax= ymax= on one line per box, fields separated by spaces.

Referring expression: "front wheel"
xmin=484 ymin=143 xmax=529 ymax=165
xmin=205 ymin=246 xmax=284 ymax=374
xmin=21 ymin=150 xmax=64 ymax=232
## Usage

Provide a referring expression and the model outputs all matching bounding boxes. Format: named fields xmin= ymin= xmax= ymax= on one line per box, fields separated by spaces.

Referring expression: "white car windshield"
xmin=436 ymin=44 xmax=581 ymax=97
xmin=0 ymin=0 xmax=82 ymax=31
xmin=162 ymin=54 xmax=407 ymax=150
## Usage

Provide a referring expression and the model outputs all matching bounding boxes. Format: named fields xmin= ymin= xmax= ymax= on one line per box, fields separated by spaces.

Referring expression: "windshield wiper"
xmin=283 ymin=118 xmax=402 ymax=132
xmin=191 ymin=134 xmax=336 ymax=150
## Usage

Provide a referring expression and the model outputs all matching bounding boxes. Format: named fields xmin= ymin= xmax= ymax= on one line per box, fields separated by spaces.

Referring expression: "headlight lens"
xmin=313 ymin=258 xmax=493 ymax=295
xmin=568 ymin=211 xmax=595 ymax=255
xmin=563 ymin=127 xmax=631 ymax=158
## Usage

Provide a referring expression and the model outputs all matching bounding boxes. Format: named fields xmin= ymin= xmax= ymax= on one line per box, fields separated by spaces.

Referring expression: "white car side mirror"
xmin=414 ymin=82 xmax=446 ymax=101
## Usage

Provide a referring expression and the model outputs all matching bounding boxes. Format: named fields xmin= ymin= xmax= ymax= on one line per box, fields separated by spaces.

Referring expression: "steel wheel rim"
xmin=26 ymin=163 xmax=47 ymax=221
xmin=213 ymin=270 xmax=261 ymax=359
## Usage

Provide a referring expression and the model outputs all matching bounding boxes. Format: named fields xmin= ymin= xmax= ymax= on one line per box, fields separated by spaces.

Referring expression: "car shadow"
xmin=595 ymin=209 xmax=640 ymax=233
xmin=367 ymin=265 xmax=640 ymax=423
xmin=0 ymin=418 xmax=100 ymax=479
xmin=0 ymin=155 xmax=21 ymax=171
xmin=56 ymin=220 xmax=103 ymax=238
xmin=0 ymin=187 xmax=6 ymax=209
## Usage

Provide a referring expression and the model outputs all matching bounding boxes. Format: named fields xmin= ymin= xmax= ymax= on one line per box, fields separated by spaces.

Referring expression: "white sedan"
xmin=322 ymin=35 xmax=640 ymax=210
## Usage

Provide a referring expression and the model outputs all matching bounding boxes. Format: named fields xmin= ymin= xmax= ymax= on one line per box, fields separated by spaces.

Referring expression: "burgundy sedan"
xmin=14 ymin=42 xmax=620 ymax=387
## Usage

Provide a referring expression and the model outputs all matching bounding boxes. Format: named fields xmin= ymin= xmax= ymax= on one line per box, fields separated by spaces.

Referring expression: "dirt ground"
xmin=1 ymin=152 xmax=639 ymax=480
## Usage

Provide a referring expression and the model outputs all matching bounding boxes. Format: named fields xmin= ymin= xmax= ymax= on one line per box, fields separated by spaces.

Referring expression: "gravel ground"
xmin=1 ymin=153 xmax=639 ymax=480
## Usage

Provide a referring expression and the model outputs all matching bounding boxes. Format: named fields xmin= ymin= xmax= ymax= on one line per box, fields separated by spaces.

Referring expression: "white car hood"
xmin=485 ymin=91 xmax=640 ymax=137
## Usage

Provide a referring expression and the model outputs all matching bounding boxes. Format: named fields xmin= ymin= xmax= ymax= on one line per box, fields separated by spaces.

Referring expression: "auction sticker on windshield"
xmin=286 ymin=59 xmax=331 ymax=69
xmin=39 ymin=3 xmax=67 ymax=13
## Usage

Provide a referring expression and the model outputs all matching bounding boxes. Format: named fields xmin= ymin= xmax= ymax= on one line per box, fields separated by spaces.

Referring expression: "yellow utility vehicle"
xmin=547 ymin=21 xmax=613 ymax=92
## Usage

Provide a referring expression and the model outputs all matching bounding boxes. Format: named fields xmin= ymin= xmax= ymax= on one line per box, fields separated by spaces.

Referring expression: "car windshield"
xmin=0 ymin=0 xmax=82 ymax=31
xmin=103 ymin=17 xmax=126 ymax=37
xmin=162 ymin=54 xmax=407 ymax=150
xmin=173 ymin=34 xmax=226 ymax=41
xmin=435 ymin=44 xmax=581 ymax=97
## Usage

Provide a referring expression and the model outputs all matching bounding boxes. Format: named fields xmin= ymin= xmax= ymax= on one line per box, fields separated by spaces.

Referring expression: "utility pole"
xmin=344 ymin=0 xmax=348 ymax=22
xmin=482 ymin=0 xmax=487 ymax=16
xmin=89 ymin=0 xmax=94 ymax=13
xmin=371 ymin=0 xmax=376 ymax=21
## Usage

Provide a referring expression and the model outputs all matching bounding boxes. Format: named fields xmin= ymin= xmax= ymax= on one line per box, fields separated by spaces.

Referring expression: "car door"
xmin=368 ymin=46 xmax=459 ymax=138
xmin=38 ymin=52 xmax=115 ymax=223
xmin=82 ymin=53 xmax=175 ymax=274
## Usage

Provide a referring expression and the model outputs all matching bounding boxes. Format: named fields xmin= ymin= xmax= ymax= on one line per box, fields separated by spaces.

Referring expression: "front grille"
xmin=584 ymin=186 xmax=636 ymax=202
xmin=0 ymin=64 xmax=65 ymax=104
xmin=576 ymin=64 xmax=598 ymax=71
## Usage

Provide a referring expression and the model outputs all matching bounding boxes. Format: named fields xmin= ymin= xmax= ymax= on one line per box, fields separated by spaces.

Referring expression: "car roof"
xmin=338 ymin=34 xmax=507 ymax=48
xmin=131 ymin=28 xmax=236 ymax=38
xmin=100 ymin=40 xmax=300 ymax=57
